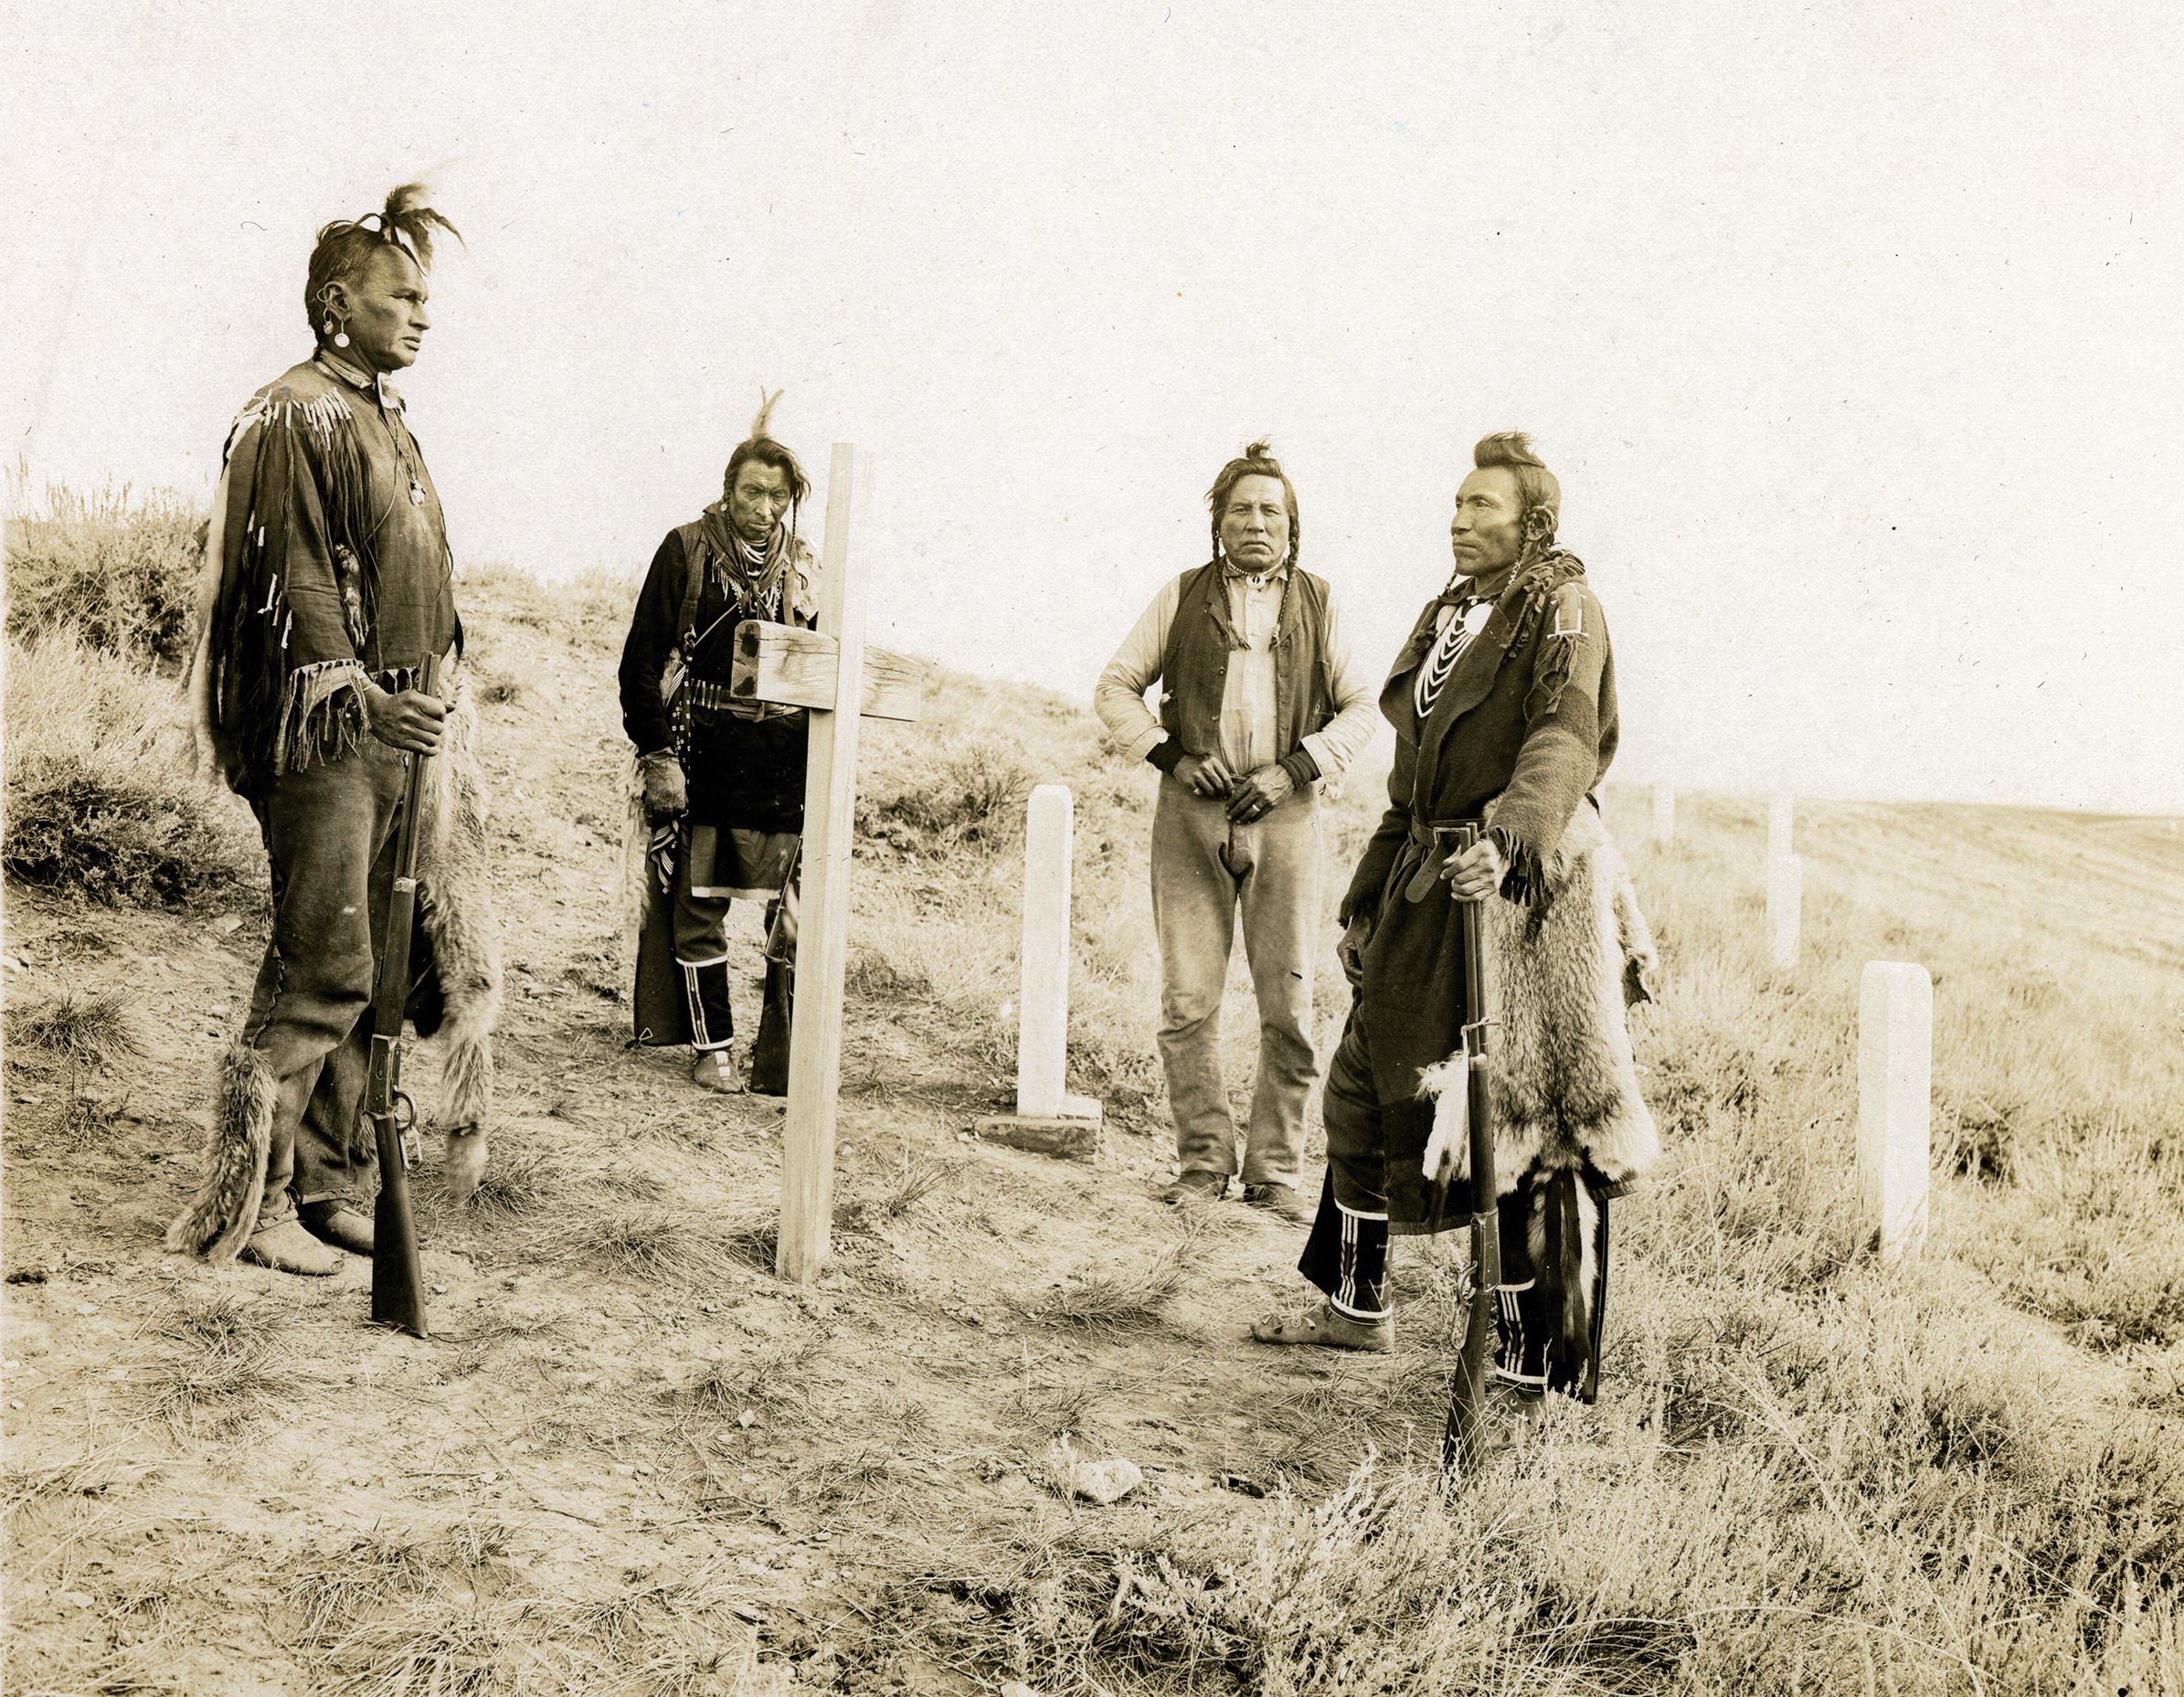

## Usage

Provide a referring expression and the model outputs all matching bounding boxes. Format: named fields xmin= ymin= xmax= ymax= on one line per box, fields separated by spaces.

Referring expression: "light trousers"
xmin=1150 ymin=780 xmax=1320 ymax=1187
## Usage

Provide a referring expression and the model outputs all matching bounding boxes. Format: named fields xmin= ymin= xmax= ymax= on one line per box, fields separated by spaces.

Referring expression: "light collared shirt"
xmin=1094 ymin=565 xmax=1381 ymax=780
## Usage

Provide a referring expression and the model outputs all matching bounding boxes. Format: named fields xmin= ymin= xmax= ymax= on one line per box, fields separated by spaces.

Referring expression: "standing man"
xmin=1096 ymin=440 xmax=1379 ymax=1220
xmin=169 ymin=186 xmax=502 ymax=1276
xmin=1252 ymin=433 xmax=1657 ymax=1419
xmin=619 ymin=394 xmax=816 ymax=1095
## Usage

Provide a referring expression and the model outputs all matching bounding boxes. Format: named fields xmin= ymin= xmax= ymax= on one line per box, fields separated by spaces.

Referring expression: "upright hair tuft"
xmin=1204 ymin=437 xmax=1302 ymax=570
xmin=378 ymin=182 xmax=462 ymax=270
xmin=302 ymin=183 xmax=461 ymax=333
xmin=1472 ymin=430 xmax=1562 ymax=545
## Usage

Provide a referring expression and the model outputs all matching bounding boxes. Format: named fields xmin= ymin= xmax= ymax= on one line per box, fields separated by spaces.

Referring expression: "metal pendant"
xmin=409 ymin=478 xmax=427 ymax=506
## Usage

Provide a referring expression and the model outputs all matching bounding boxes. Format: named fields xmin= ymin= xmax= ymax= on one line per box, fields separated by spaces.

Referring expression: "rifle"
xmin=1438 ymin=822 xmax=1501 ymax=1473
xmin=366 ymin=653 xmax=441 ymax=1337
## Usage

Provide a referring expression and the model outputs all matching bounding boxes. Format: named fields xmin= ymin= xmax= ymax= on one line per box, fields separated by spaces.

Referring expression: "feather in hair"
xmin=750 ymin=387 xmax=784 ymax=442
xmin=379 ymin=182 xmax=463 ymax=270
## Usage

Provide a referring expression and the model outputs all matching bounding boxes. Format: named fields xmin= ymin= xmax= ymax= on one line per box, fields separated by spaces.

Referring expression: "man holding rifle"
xmin=1253 ymin=433 xmax=1657 ymax=1433
xmin=169 ymin=186 xmax=499 ymax=1278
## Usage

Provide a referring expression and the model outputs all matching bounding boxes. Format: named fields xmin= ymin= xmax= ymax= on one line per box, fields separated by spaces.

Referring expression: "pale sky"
xmin=6 ymin=0 xmax=2180 ymax=811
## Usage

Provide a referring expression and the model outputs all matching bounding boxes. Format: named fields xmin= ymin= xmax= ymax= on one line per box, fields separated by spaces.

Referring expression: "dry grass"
xmin=877 ymin=1151 xmax=967 ymax=1220
xmin=135 ymin=1288 xmax=309 ymax=1440
xmin=529 ymin=1205 xmax=741 ymax=1287
xmin=668 ymin=1335 xmax=826 ymax=1422
xmin=458 ymin=1141 xmax=563 ymax=1220
xmin=5 ymin=986 xmax=146 ymax=1069
xmin=1024 ymin=1244 xmax=1195 ymax=1338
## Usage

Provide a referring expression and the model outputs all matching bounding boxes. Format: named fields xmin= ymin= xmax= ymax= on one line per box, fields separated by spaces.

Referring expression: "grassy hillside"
xmin=4 ymin=518 xmax=2180 ymax=1694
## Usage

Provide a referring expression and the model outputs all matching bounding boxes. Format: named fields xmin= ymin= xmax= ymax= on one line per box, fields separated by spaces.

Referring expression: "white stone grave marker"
xmin=1858 ymin=961 xmax=1933 ymax=1261
xmin=1767 ymin=794 xmax=1795 ymax=861
xmin=974 ymin=785 xmax=1103 ymax=1156
xmin=1767 ymin=854 xmax=1802 ymax=969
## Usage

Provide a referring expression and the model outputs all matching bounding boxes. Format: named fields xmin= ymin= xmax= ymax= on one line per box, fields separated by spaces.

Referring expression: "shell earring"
xmin=323 ymin=315 xmax=349 ymax=349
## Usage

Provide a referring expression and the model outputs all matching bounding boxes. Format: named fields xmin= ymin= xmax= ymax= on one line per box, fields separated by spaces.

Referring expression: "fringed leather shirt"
xmin=197 ymin=352 xmax=460 ymax=794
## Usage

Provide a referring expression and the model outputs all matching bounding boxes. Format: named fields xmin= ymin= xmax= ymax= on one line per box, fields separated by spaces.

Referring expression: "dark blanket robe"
xmin=1341 ymin=551 xmax=1619 ymax=1223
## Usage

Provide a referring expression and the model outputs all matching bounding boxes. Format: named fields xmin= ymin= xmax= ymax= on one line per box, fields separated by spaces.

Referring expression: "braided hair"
xmin=303 ymin=184 xmax=462 ymax=334
xmin=1204 ymin=438 xmax=1301 ymax=571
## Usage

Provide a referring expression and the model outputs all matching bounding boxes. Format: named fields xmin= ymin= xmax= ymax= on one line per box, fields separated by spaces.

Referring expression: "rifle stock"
xmin=1442 ymin=822 xmax=1501 ymax=1473
xmin=366 ymin=655 xmax=440 ymax=1337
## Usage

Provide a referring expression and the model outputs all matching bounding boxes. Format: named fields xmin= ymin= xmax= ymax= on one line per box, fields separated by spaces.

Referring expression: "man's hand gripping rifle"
xmin=366 ymin=653 xmax=441 ymax=1337
xmin=1423 ymin=822 xmax=1502 ymax=1474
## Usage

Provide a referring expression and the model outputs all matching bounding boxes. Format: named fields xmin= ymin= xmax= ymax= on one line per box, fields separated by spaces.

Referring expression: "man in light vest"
xmin=1096 ymin=440 xmax=1380 ymax=1220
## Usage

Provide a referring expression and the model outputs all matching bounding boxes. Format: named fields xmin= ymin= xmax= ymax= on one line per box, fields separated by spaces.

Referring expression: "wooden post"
xmin=1767 ymin=854 xmax=1802 ymax=970
xmin=775 ymin=445 xmax=868 ymax=1284
xmin=725 ymin=449 xmax=929 ymax=1284
xmin=1651 ymin=784 xmax=1675 ymax=846
xmin=1858 ymin=961 xmax=1932 ymax=1261
xmin=974 ymin=786 xmax=1102 ymax=1157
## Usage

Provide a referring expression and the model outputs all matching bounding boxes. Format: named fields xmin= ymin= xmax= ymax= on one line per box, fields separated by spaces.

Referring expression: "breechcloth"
xmin=671 ymin=824 xmax=797 ymax=1055
xmin=1299 ymin=1167 xmax=1612 ymax=1401
xmin=240 ymin=739 xmax=411 ymax=1225
xmin=1148 ymin=780 xmax=1320 ymax=1187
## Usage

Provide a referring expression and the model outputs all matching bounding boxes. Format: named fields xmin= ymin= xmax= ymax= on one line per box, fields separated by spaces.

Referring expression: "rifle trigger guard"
xmin=393 ymin=1090 xmax=421 ymax=1169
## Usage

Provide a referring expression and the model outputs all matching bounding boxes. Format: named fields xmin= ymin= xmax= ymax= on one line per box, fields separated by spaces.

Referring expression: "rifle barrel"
xmin=1443 ymin=822 xmax=1500 ymax=1474
xmin=367 ymin=654 xmax=441 ymax=1339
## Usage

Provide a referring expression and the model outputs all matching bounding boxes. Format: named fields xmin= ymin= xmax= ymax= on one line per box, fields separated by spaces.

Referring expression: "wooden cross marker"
xmin=729 ymin=443 xmax=928 ymax=1284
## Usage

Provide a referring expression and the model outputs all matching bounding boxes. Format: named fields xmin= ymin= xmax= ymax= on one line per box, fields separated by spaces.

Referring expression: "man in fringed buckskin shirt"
xmin=1254 ymin=433 xmax=1659 ymax=1420
xmin=169 ymin=186 xmax=503 ymax=1277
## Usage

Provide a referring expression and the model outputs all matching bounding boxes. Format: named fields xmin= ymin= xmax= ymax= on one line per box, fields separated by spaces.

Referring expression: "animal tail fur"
xmin=417 ymin=669 xmax=502 ymax=1144
xmin=164 ymin=1042 xmax=275 ymax=1264
xmin=618 ymin=752 xmax=652 ymax=981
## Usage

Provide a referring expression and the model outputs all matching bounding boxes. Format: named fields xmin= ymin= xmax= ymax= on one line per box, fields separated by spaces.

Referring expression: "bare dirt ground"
xmin=1 ymin=578 xmax=1464 ymax=1695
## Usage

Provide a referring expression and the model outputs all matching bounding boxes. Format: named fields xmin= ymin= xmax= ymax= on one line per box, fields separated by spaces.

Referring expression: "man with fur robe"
xmin=1253 ymin=433 xmax=1658 ymax=1410
xmin=168 ymin=186 xmax=502 ymax=1277
xmin=618 ymin=397 xmax=816 ymax=1095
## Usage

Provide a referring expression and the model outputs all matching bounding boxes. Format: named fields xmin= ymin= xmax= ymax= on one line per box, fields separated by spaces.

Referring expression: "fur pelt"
xmin=416 ymin=670 xmax=502 ymax=1148
xmin=1418 ymin=803 xmax=1659 ymax=1196
xmin=164 ymin=1042 xmax=274 ymax=1264
xmin=619 ymin=752 xmax=652 ymax=981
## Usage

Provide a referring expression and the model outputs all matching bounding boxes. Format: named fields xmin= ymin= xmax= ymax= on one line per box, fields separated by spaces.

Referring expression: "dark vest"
xmin=1156 ymin=562 xmax=1335 ymax=761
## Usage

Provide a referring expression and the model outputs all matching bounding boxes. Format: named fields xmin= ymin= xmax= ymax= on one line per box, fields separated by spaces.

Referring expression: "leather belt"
xmin=1402 ymin=815 xmax=1484 ymax=902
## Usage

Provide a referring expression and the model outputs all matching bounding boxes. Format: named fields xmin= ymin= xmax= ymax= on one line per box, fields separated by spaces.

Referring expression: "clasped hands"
xmin=1174 ymin=752 xmax=1293 ymax=822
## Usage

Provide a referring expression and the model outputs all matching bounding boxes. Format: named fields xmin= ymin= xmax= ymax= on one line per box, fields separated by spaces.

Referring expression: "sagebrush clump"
xmin=4 ymin=625 xmax=258 ymax=907
xmin=5 ymin=485 xmax=206 ymax=662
